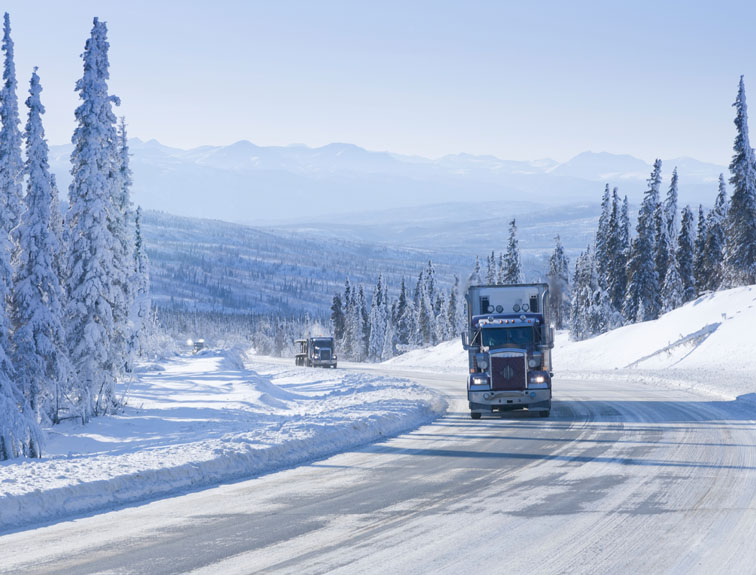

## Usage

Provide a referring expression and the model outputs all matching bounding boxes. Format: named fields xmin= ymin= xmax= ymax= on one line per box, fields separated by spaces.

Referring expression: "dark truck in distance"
xmin=295 ymin=337 xmax=338 ymax=368
xmin=462 ymin=283 xmax=554 ymax=419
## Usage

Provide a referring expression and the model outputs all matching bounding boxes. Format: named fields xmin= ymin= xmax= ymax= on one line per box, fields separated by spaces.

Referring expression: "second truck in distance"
xmin=295 ymin=337 xmax=338 ymax=368
xmin=462 ymin=283 xmax=554 ymax=419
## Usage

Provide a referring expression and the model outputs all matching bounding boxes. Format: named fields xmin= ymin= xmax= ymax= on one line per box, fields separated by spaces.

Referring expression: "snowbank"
xmin=0 ymin=353 xmax=446 ymax=533
xmin=555 ymin=285 xmax=756 ymax=400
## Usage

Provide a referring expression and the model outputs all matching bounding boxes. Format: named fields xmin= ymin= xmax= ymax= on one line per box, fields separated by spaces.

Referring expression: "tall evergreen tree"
xmin=330 ymin=293 xmax=345 ymax=340
xmin=693 ymin=204 xmax=708 ymax=294
xmin=0 ymin=13 xmax=23 ymax=236
xmin=10 ymin=68 xmax=71 ymax=425
xmin=395 ymin=277 xmax=411 ymax=346
xmin=131 ymin=206 xmax=152 ymax=357
xmin=486 ymin=251 xmax=496 ymax=284
xmin=65 ymin=18 xmax=123 ymax=419
xmin=677 ymin=205 xmax=697 ymax=303
xmin=503 ymin=218 xmax=522 ymax=284
xmin=605 ymin=190 xmax=626 ymax=317
xmin=595 ymin=184 xmax=612 ymax=289
xmin=702 ymin=175 xmax=728 ymax=291
xmin=447 ymin=275 xmax=461 ymax=338
xmin=723 ymin=76 xmax=756 ymax=286
xmin=358 ymin=285 xmax=369 ymax=359
xmin=547 ymin=235 xmax=570 ymax=330
xmin=664 ymin=167 xmax=680 ymax=247
xmin=468 ymin=255 xmax=482 ymax=285
xmin=624 ymin=160 xmax=662 ymax=322
xmin=368 ymin=275 xmax=387 ymax=361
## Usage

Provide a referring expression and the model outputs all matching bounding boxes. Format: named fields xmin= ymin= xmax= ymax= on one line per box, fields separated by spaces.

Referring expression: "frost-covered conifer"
xmin=664 ymin=168 xmax=680 ymax=248
xmin=548 ymin=235 xmax=570 ymax=330
xmin=702 ymin=175 xmax=728 ymax=291
xmin=65 ymin=18 xmax=123 ymax=418
xmin=395 ymin=277 xmax=411 ymax=346
xmin=595 ymin=184 xmax=611 ymax=288
xmin=570 ymin=246 xmax=609 ymax=340
xmin=131 ymin=206 xmax=153 ymax=357
xmin=468 ymin=255 xmax=482 ymax=286
xmin=10 ymin=68 xmax=72 ymax=425
xmin=486 ymin=251 xmax=496 ymax=284
xmin=503 ymin=218 xmax=522 ymax=284
xmin=330 ymin=293 xmax=345 ymax=340
xmin=368 ymin=275 xmax=387 ymax=361
xmin=358 ymin=285 xmax=369 ymax=360
xmin=605 ymin=190 xmax=626 ymax=317
xmin=624 ymin=160 xmax=662 ymax=322
xmin=677 ymin=205 xmax=697 ymax=303
xmin=723 ymin=76 xmax=756 ymax=286
xmin=447 ymin=276 xmax=461 ymax=338
xmin=0 ymin=13 xmax=24 ymax=236
xmin=693 ymin=204 xmax=707 ymax=294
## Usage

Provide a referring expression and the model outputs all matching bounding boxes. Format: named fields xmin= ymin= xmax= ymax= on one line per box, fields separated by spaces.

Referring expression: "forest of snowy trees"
xmin=563 ymin=76 xmax=756 ymax=341
xmin=0 ymin=16 xmax=153 ymax=460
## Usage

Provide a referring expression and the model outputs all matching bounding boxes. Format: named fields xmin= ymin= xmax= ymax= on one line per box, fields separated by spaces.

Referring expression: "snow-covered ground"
xmin=0 ymin=349 xmax=446 ymax=533
xmin=2 ymin=285 xmax=754 ymax=534
xmin=386 ymin=285 xmax=756 ymax=403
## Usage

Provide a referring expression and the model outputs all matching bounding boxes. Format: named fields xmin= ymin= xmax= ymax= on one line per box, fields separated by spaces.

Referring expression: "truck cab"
xmin=463 ymin=284 xmax=554 ymax=419
xmin=295 ymin=337 xmax=338 ymax=368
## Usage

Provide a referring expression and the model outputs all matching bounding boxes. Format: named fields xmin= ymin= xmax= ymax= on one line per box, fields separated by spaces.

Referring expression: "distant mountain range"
xmin=48 ymin=139 xmax=727 ymax=225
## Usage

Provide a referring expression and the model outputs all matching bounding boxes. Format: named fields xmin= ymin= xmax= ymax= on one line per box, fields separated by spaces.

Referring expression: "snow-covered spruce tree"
xmin=131 ymin=206 xmax=153 ymax=357
xmin=65 ymin=18 xmax=123 ymax=419
xmin=661 ymin=260 xmax=684 ymax=313
xmin=547 ymin=235 xmax=570 ymax=330
xmin=433 ymin=290 xmax=448 ymax=343
xmin=447 ymin=275 xmax=462 ymax=338
xmin=0 ymin=13 xmax=24 ymax=237
xmin=595 ymin=184 xmax=611 ymax=289
xmin=503 ymin=218 xmax=522 ymax=284
xmin=677 ymin=205 xmax=697 ymax=303
xmin=569 ymin=247 xmax=608 ymax=340
xmin=367 ymin=274 xmax=387 ymax=361
xmin=664 ymin=168 xmax=680 ymax=249
xmin=486 ymin=251 xmax=496 ymax=284
xmin=358 ymin=285 xmax=369 ymax=359
xmin=468 ymin=255 xmax=482 ymax=286
xmin=394 ymin=277 xmax=411 ymax=346
xmin=723 ymin=76 xmax=756 ymax=287
xmin=10 ymin=68 xmax=72 ymax=426
xmin=330 ymin=292 xmax=345 ymax=340
xmin=114 ymin=117 xmax=137 ymax=370
xmin=605 ymin=189 xmax=626 ymax=319
xmin=496 ymin=252 xmax=505 ymax=285
xmin=624 ymin=160 xmax=662 ymax=322
xmin=702 ymin=175 xmax=728 ymax=291
xmin=693 ymin=204 xmax=707 ymax=295
xmin=339 ymin=278 xmax=353 ymax=358
xmin=653 ymin=198 xmax=671 ymax=313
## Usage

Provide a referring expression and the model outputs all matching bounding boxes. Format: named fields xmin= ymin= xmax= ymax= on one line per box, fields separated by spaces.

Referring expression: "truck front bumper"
xmin=311 ymin=359 xmax=337 ymax=368
xmin=468 ymin=388 xmax=551 ymax=412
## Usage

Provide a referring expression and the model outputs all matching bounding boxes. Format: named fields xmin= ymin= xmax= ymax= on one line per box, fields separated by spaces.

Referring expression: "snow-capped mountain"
xmin=48 ymin=140 xmax=726 ymax=225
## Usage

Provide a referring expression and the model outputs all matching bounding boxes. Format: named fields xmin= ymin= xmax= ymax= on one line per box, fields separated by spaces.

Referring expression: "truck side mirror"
xmin=460 ymin=332 xmax=469 ymax=348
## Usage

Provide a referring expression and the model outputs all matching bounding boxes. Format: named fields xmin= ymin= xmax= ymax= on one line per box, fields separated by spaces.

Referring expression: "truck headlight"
xmin=532 ymin=375 xmax=545 ymax=383
xmin=471 ymin=375 xmax=489 ymax=385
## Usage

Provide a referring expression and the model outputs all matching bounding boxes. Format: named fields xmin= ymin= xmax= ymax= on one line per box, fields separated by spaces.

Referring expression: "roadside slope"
xmin=0 ymin=351 xmax=445 ymax=533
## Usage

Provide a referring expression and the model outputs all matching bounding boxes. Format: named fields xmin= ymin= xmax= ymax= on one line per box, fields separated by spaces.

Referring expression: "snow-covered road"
xmin=2 ymin=365 xmax=755 ymax=574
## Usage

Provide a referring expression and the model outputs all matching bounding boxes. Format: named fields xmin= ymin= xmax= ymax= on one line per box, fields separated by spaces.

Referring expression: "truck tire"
xmin=471 ymin=412 xmax=481 ymax=420
xmin=539 ymin=410 xmax=550 ymax=418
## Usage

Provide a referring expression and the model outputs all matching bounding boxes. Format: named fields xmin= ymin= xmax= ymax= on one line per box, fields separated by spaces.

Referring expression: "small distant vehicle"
xmin=462 ymin=283 xmax=554 ymax=419
xmin=295 ymin=337 xmax=337 ymax=368
xmin=192 ymin=339 xmax=206 ymax=353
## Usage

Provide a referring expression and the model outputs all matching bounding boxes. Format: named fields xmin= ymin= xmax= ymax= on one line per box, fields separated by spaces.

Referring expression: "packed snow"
xmin=0 ymin=349 xmax=446 ymax=532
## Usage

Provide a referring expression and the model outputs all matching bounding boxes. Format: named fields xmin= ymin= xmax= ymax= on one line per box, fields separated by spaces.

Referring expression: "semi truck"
xmin=462 ymin=283 xmax=554 ymax=419
xmin=295 ymin=336 xmax=338 ymax=368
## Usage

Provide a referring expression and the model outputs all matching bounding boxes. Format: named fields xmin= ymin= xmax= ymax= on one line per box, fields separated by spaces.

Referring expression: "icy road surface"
xmin=1 ymin=365 xmax=755 ymax=574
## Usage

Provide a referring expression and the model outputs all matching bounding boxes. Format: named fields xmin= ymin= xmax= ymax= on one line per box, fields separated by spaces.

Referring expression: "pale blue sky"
xmin=2 ymin=0 xmax=754 ymax=163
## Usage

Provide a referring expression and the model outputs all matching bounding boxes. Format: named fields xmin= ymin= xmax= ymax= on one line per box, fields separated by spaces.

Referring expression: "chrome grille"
xmin=490 ymin=354 xmax=526 ymax=391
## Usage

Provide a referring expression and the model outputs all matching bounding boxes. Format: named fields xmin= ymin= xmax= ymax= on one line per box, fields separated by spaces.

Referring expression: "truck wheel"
xmin=471 ymin=412 xmax=481 ymax=420
xmin=539 ymin=410 xmax=550 ymax=418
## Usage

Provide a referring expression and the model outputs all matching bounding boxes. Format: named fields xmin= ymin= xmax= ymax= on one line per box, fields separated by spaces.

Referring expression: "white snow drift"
xmin=0 ymin=350 xmax=445 ymax=532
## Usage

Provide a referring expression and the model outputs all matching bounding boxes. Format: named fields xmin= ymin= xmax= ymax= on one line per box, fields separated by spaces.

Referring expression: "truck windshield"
xmin=312 ymin=339 xmax=333 ymax=348
xmin=481 ymin=327 xmax=537 ymax=349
